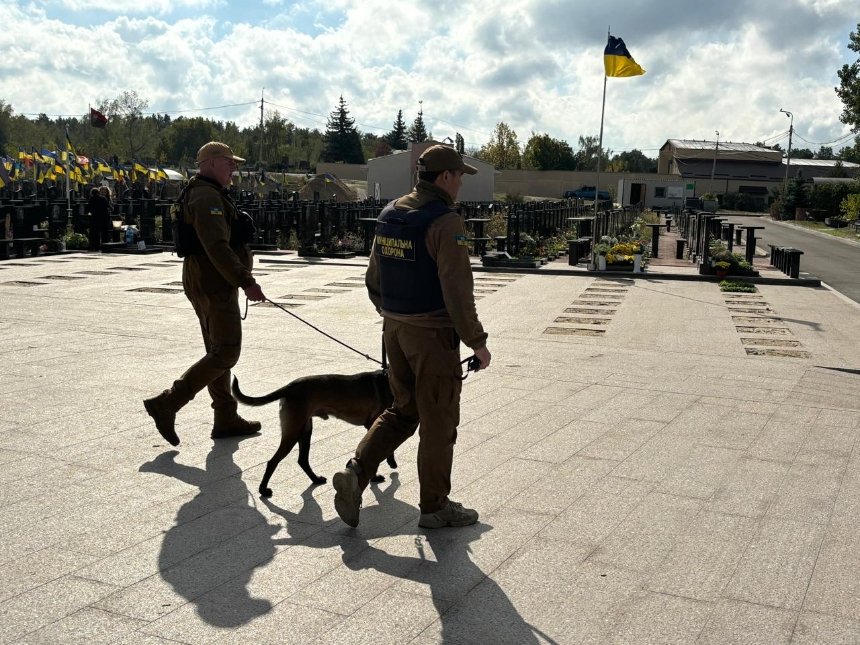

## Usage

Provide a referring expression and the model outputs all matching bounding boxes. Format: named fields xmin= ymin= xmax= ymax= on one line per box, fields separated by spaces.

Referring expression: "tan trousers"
xmin=173 ymin=280 xmax=243 ymax=412
xmin=355 ymin=320 xmax=463 ymax=513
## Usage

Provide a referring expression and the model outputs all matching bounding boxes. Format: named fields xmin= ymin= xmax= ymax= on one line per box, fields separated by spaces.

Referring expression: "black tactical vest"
xmin=375 ymin=199 xmax=450 ymax=314
xmin=171 ymin=176 xmax=255 ymax=257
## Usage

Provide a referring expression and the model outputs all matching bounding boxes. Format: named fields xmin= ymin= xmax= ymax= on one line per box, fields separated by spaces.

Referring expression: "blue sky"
xmin=3 ymin=0 xmax=858 ymax=155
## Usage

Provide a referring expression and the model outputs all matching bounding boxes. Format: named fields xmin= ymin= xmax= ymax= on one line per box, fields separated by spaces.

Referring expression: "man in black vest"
xmin=143 ymin=141 xmax=266 ymax=446
xmin=333 ymin=144 xmax=492 ymax=529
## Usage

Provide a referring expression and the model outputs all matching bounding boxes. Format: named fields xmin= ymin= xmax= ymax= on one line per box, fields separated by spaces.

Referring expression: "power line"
xmin=793 ymin=130 xmax=856 ymax=146
xmin=18 ymin=100 xmax=260 ymax=120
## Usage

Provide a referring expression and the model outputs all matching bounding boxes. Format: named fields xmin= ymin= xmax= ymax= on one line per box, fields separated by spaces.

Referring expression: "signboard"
xmin=667 ymin=186 xmax=684 ymax=198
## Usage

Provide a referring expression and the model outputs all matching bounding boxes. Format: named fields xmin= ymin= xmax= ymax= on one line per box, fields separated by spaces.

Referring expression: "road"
xmin=728 ymin=215 xmax=860 ymax=304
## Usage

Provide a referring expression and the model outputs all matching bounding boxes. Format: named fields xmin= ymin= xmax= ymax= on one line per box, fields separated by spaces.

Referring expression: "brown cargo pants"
xmin=172 ymin=279 xmax=243 ymax=412
xmin=354 ymin=319 xmax=463 ymax=514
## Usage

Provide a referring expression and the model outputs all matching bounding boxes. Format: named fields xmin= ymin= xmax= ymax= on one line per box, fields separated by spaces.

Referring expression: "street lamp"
xmin=710 ymin=130 xmax=720 ymax=194
xmin=779 ymin=108 xmax=794 ymax=196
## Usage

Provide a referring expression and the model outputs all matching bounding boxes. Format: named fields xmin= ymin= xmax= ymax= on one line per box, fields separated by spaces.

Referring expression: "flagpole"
xmin=65 ymin=128 xmax=72 ymax=225
xmin=595 ymin=27 xmax=609 ymax=219
xmin=595 ymin=73 xmax=607 ymax=219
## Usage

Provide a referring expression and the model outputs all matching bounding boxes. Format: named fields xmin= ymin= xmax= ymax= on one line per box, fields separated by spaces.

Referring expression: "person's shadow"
xmin=338 ymin=477 xmax=554 ymax=644
xmin=140 ymin=440 xmax=281 ymax=628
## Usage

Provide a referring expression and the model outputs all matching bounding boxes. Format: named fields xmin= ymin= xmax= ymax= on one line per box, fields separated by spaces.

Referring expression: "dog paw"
xmin=260 ymin=486 xmax=273 ymax=498
xmin=312 ymin=476 xmax=327 ymax=485
xmin=370 ymin=474 xmax=386 ymax=483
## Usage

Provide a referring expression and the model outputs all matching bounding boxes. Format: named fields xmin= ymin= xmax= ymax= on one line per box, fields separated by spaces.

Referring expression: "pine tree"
xmin=322 ymin=95 xmax=365 ymax=164
xmin=455 ymin=133 xmax=465 ymax=155
xmin=385 ymin=110 xmax=407 ymax=151
xmin=407 ymin=107 xmax=428 ymax=143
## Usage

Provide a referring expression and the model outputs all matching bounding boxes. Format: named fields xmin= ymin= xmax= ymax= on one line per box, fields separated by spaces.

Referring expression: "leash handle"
xmin=457 ymin=355 xmax=481 ymax=380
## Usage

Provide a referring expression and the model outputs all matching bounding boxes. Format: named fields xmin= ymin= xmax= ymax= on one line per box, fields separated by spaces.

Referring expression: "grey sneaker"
xmin=332 ymin=466 xmax=361 ymax=527
xmin=419 ymin=500 xmax=478 ymax=528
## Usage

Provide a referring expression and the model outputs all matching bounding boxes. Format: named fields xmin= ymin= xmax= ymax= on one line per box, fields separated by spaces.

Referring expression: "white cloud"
xmin=52 ymin=0 xmax=219 ymax=15
xmin=3 ymin=0 xmax=858 ymax=154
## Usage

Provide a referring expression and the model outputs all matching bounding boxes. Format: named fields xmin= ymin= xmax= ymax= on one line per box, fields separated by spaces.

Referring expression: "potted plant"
xmin=714 ymin=260 xmax=731 ymax=278
xmin=604 ymin=241 xmax=638 ymax=271
xmin=593 ymin=242 xmax=610 ymax=270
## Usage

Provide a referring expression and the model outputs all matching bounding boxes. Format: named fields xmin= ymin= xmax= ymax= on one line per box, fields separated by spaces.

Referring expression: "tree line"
xmin=0 ymin=91 xmax=661 ymax=174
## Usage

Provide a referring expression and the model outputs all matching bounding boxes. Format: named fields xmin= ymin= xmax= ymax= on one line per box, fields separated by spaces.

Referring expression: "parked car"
xmin=563 ymin=186 xmax=611 ymax=201
xmin=683 ymin=196 xmax=703 ymax=210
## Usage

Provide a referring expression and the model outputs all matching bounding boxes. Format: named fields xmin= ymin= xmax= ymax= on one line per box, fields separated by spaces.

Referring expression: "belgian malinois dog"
xmin=232 ymin=370 xmax=396 ymax=498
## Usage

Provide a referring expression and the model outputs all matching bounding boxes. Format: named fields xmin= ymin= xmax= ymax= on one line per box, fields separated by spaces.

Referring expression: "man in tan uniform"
xmin=333 ymin=144 xmax=492 ymax=529
xmin=144 ymin=141 xmax=266 ymax=446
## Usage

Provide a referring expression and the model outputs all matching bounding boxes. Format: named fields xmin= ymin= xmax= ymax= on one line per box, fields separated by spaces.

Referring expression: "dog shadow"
xmin=262 ymin=471 xmax=414 ymax=541
xmin=259 ymin=483 xmax=327 ymax=541
xmin=139 ymin=440 xmax=285 ymax=628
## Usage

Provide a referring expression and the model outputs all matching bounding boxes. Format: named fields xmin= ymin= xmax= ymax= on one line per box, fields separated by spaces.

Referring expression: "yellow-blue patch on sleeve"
xmin=455 ymin=234 xmax=469 ymax=247
xmin=209 ymin=207 xmax=223 ymax=216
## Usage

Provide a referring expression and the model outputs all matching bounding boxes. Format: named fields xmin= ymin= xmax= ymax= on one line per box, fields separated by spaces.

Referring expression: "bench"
xmin=464 ymin=217 xmax=491 ymax=256
xmin=769 ymin=244 xmax=804 ymax=278
xmin=0 ymin=238 xmax=45 ymax=260
xmin=464 ymin=236 xmax=491 ymax=256
xmin=568 ymin=237 xmax=592 ymax=264
xmin=100 ymin=242 xmax=127 ymax=253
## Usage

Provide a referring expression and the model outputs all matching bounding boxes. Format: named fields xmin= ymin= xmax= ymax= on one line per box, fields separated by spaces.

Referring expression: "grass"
xmin=784 ymin=219 xmax=860 ymax=240
xmin=719 ymin=280 xmax=758 ymax=292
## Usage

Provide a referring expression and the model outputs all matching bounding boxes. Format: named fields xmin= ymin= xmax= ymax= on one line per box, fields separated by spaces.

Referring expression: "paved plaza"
xmin=2 ymin=250 xmax=860 ymax=643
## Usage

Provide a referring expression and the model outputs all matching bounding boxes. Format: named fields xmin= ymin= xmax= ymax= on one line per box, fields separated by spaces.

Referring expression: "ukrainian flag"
xmin=65 ymin=129 xmax=76 ymax=157
xmin=94 ymin=159 xmax=112 ymax=176
xmin=604 ymin=35 xmax=645 ymax=77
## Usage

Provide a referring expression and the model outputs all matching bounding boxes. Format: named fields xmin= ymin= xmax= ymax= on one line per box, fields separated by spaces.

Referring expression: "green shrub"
xmin=810 ymin=182 xmax=856 ymax=218
xmin=63 ymin=232 xmax=89 ymax=250
xmin=719 ymin=280 xmax=757 ymax=292
xmin=839 ymin=193 xmax=860 ymax=222
xmin=485 ymin=211 xmax=507 ymax=239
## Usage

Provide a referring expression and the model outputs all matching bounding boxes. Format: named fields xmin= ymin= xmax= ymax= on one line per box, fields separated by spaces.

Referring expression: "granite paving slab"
xmin=2 ymin=253 xmax=860 ymax=642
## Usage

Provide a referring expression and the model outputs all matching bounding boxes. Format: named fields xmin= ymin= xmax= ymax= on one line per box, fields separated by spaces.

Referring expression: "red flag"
xmin=89 ymin=107 xmax=108 ymax=128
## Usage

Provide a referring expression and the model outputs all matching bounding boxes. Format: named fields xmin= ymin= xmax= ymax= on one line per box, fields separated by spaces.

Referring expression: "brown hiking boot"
xmin=419 ymin=500 xmax=479 ymax=529
xmin=211 ymin=411 xmax=261 ymax=439
xmin=332 ymin=462 xmax=362 ymax=528
xmin=143 ymin=390 xmax=182 ymax=446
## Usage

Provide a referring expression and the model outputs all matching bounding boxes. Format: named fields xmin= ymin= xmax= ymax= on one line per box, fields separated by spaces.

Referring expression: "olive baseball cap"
xmin=196 ymin=141 xmax=246 ymax=165
xmin=417 ymin=145 xmax=477 ymax=175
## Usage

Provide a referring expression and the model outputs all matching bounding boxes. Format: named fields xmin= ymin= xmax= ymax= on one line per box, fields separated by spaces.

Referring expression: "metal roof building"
xmin=658 ymin=139 xmax=858 ymax=196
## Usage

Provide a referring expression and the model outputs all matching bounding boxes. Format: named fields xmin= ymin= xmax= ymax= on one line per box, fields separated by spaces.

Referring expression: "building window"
xmin=654 ymin=187 xmax=667 ymax=197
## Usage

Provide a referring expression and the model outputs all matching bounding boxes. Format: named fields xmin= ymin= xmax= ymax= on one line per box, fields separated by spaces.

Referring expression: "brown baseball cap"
xmin=417 ymin=145 xmax=477 ymax=175
xmin=196 ymin=141 xmax=246 ymax=165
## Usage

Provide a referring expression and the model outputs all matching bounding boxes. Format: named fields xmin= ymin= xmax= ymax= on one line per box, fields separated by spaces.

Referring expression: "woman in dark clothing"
xmin=87 ymin=187 xmax=110 ymax=251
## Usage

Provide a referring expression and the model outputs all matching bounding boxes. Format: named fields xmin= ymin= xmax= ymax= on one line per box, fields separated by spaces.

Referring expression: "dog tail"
xmin=232 ymin=376 xmax=288 ymax=406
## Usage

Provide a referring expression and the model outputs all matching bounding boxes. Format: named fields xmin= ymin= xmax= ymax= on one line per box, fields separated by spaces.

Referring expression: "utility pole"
xmin=259 ymin=88 xmax=265 ymax=167
xmin=710 ymin=131 xmax=719 ymax=194
xmin=779 ymin=108 xmax=793 ymax=196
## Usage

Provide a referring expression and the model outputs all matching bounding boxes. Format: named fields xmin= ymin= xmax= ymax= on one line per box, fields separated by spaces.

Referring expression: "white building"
xmin=366 ymin=142 xmax=496 ymax=202
xmin=616 ymin=176 xmax=695 ymax=210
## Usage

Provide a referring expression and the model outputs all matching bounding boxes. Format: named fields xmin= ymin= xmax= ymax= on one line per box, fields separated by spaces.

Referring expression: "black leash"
xmin=244 ymin=297 xmax=383 ymax=367
xmin=243 ymin=297 xmax=481 ymax=377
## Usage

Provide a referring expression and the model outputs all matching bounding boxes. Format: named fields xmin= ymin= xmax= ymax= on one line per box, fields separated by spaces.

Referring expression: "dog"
xmin=232 ymin=369 xmax=397 ymax=498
